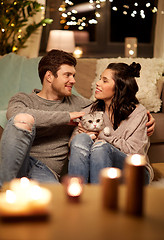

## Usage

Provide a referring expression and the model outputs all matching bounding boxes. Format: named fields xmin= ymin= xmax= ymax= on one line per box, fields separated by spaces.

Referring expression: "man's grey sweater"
xmin=7 ymin=90 xmax=91 ymax=179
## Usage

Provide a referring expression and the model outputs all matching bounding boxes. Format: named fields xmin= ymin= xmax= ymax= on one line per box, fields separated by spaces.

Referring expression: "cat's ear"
xmin=81 ymin=114 xmax=87 ymax=120
xmin=99 ymin=111 xmax=104 ymax=116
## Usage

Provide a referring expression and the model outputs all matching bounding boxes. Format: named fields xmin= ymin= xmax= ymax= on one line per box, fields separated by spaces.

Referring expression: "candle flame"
xmin=6 ymin=190 xmax=16 ymax=204
xmin=107 ymin=168 xmax=119 ymax=179
xmin=67 ymin=178 xmax=82 ymax=197
xmin=131 ymin=154 xmax=143 ymax=166
xmin=30 ymin=185 xmax=42 ymax=200
xmin=20 ymin=177 xmax=30 ymax=187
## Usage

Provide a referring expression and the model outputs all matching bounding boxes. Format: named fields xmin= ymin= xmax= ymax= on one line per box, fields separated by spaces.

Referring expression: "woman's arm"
xmin=98 ymin=109 xmax=150 ymax=155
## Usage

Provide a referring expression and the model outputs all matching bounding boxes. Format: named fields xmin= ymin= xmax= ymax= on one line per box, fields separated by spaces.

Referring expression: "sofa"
xmin=0 ymin=53 xmax=164 ymax=181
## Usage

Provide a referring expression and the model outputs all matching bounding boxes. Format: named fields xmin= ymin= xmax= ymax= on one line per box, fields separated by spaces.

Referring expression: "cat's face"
xmin=81 ymin=111 xmax=104 ymax=132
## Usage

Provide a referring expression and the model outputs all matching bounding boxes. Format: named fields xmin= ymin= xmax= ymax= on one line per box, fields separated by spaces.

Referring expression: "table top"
xmin=0 ymin=184 xmax=164 ymax=240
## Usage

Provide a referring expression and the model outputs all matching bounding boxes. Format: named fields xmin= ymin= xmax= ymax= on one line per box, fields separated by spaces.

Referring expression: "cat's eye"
xmin=88 ymin=120 xmax=93 ymax=123
xmin=96 ymin=119 xmax=100 ymax=123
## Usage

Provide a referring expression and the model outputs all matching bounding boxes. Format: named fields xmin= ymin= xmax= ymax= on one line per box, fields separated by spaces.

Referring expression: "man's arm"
xmin=146 ymin=112 xmax=155 ymax=137
xmin=6 ymin=93 xmax=71 ymax=127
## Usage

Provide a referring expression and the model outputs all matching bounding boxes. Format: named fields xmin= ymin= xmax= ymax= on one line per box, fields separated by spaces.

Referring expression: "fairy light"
xmin=59 ymin=0 xmax=158 ymax=30
xmin=62 ymin=13 xmax=67 ymax=18
xmin=123 ymin=5 xmax=129 ymax=9
xmin=152 ymin=7 xmax=158 ymax=13
xmin=81 ymin=22 xmax=86 ymax=27
xmin=12 ymin=46 xmax=18 ymax=52
xmin=95 ymin=12 xmax=101 ymax=17
xmin=146 ymin=3 xmax=151 ymax=8
xmin=96 ymin=4 xmax=101 ymax=8
xmin=112 ymin=6 xmax=117 ymax=11
xmin=71 ymin=16 xmax=76 ymax=20
xmin=89 ymin=19 xmax=98 ymax=24
xmin=78 ymin=26 xmax=84 ymax=30
xmin=72 ymin=9 xmax=77 ymax=14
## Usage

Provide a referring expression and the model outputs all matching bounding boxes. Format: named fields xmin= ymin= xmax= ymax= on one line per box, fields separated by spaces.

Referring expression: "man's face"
xmin=51 ymin=64 xmax=76 ymax=100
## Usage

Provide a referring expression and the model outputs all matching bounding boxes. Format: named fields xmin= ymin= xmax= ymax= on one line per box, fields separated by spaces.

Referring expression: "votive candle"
xmin=63 ymin=176 xmax=83 ymax=202
xmin=0 ymin=177 xmax=52 ymax=217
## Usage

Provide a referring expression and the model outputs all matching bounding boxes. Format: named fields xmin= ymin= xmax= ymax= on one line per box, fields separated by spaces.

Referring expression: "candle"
xmin=125 ymin=154 xmax=146 ymax=216
xmin=100 ymin=168 xmax=121 ymax=210
xmin=0 ymin=177 xmax=52 ymax=217
xmin=63 ymin=176 xmax=83 ymax=202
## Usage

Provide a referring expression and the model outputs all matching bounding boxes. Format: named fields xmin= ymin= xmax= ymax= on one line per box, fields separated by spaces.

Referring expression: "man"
xmin=0 ymin=50 xmax=155 ymax=186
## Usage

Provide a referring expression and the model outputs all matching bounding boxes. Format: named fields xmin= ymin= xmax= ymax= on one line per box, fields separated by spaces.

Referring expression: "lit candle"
xmin=100 ymin=167 xmax=122 ymax=210
xmin=0 ymin=177 xmax=52 ymax=217
xmin=63 ymin=176 xmax=83 ymax=202
xmin=125 ymin=154 xmax=146 ymax=216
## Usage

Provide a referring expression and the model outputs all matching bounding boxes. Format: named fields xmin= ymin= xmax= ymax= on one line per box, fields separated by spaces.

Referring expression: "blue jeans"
xmin=0 ymin=117 xmax=59 ymax=187
xmin=68 ymin=133 xmax=150 ymax=184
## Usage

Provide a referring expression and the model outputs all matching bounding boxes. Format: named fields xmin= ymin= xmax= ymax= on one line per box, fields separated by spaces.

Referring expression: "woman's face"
xmin=95 ymin=68 xmax=115 ymax=106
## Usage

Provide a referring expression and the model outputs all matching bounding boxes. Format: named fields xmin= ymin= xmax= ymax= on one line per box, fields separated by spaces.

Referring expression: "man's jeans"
xmin=0 ymin=117 xmax=59 ymax=187
xmin=68 ymin=133 xmax=150 ymax=184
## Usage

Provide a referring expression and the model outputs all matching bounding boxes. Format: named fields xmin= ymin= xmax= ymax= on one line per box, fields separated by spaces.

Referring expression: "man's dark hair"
xmin=38 ymin=49 xmax=77 ymax=84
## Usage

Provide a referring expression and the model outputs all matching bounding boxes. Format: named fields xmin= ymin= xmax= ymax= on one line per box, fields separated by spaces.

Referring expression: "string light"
xmin=59 ymin=1 xmax=158 ymax=30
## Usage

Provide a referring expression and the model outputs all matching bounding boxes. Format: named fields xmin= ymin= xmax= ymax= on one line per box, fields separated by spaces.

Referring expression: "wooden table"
xmin=0 ymin=184 xmax=164 ymax=240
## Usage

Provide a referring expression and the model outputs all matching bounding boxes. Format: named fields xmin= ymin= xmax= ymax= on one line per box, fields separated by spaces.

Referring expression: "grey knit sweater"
xmin=6 ymin=90 xmax=91 ymax=179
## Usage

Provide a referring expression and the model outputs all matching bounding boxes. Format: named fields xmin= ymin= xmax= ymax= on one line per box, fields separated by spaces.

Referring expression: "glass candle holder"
xmin=0 ymin=177 xmax=52 ymax=217
xmin=63 ymin=176 xmax=83 ymax=203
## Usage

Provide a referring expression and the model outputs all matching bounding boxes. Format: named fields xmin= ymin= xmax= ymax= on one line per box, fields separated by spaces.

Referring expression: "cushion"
xmin=0 ymin=53 xmax=42 ymax=111
xmin=150 ymin=113 xmax=164 ymax=143
xmin=75 ymin=58 xmax=97 ymax=98
xmin=91 ymin=58 xmax=164 ymax=113
xmin=151 ymin=163 xmax=164 ymax=181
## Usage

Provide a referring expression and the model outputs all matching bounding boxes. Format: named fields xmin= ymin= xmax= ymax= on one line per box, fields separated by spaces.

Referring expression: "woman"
xmin=68 ymin=62 xmax=154 ymax=184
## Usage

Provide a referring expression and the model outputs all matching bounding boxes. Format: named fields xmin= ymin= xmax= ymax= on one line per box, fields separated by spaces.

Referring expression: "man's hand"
xmin=146 ymin=111 xmax=155 ymax=137
xmin=69 ymin=112 xmax=85 ymax=126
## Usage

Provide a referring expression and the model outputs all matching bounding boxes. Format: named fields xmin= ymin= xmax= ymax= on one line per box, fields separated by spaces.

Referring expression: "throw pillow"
xmin=91 ymin=58 xmax=164 ymax=112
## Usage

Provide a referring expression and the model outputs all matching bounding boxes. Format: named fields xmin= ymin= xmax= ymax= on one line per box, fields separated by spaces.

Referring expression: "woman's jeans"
xmin=0 ymin=117 xmax=59 ymax=187
xmin=68 ymin=133 xmax=150 ymax=184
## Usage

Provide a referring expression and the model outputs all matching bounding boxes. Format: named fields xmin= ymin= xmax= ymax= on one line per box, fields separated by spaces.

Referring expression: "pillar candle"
xmin=100 ymin=168 xmax=121 ymax=210
xmin=125 ymin=154 xmax=146 ymax=216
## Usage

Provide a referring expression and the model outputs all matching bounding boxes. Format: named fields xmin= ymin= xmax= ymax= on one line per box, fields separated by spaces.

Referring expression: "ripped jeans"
xmin=0 ymin=115 xmax=59 ymax=187
xmin=68 ymin=133 xmax=150 ymax=184
xmin=68 ymin=133 xmax=126 ymax=184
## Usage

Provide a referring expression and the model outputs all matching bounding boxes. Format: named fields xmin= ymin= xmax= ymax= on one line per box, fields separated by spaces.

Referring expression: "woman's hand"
xmin=78 ymin=122 xmax=98 ymax=140
xmin=146 ymin=111 xmax=155 ymax=137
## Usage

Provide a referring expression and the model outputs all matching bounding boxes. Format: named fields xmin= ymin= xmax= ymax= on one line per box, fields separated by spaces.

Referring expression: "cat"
xmin=70 ymin=111 xmax=110 ymax=143
xmin=80 ymin=111 xmax=110 ymax=137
